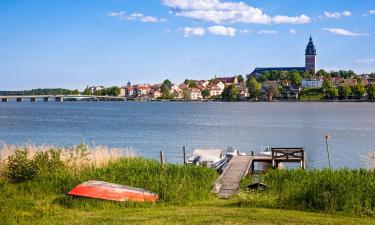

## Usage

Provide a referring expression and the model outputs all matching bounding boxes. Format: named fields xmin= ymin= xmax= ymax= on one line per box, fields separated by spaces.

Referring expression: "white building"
xmin=210 ymin=86 xmax=223 ymax=97
xmin=190 ymin=88 xmax=202 ymax=100
xmin=301 ymin=79 xmax=323 ymax=88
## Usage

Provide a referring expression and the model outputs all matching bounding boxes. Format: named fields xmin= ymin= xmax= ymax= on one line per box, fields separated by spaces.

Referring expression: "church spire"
xmin=306 ymin=36 xmax=317 ymax=55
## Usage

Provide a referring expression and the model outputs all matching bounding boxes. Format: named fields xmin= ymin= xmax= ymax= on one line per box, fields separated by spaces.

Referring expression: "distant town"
xmin=1 ymin=36 xmax=375 ymax=102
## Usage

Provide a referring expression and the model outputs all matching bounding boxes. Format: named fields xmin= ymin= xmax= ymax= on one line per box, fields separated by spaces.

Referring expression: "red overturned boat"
xmin=68 ymin=180 xmax=159 ymax=202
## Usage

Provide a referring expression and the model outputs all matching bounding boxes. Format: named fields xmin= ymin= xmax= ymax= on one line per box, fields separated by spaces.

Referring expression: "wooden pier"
xmin=213 ymin=148 xmax=306 ymax=199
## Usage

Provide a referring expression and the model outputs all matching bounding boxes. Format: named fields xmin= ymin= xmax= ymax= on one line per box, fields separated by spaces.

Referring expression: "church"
xmin=250 ymin=36 xmax=317 ymax=76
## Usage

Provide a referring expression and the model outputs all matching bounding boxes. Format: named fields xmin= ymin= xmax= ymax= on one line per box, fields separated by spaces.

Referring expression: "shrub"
xmin=3 ymin=149 xmax=37 ymax=183
xmin=33 ymin=149 xmax=65 ymax=177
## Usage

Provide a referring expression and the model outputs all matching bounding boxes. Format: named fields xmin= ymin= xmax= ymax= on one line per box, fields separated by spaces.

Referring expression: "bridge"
xmin=0 ymin=95 xmax=126 ymax=102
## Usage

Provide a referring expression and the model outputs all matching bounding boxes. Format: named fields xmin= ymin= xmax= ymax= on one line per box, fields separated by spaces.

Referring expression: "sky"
xmin=0 ymin=0 xmax=375 ymax=90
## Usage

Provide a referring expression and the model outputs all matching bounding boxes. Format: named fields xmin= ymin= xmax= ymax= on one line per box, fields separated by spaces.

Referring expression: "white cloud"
xmin=289 ymin=29 xmax=297 ymax=34
xmin=108 ymin=11 xmax=166 ymax=23
xmin=342 ymin=11 xmax=352 ymax=16
xmin=258 ymin=30 xmax=277 ymax=35
xmin=162 ymin=0 xmax=311 ymax=24
xmin=354 ymin=58 xmax=375 ymax=64
xmin=323 ymin=10 xmax=351 ymax=18
xmin=369 ymin=10 xmax=375 ymax=15
xmin=182 ymin=27 xmax=206 ymax=37
xmin=108 ymin=11 xmax=126 ymax=17
xmin=322 ymin=28 xmax=368 ymax=36
xmin=207 ymin=25 xmax=236 ymax=36
xmin=239 ymin=29 xmax=253 ymax=34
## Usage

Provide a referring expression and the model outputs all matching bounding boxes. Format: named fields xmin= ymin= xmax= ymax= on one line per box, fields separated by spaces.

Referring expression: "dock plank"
xmin=214 ymin=156 xmax=253 ymax=199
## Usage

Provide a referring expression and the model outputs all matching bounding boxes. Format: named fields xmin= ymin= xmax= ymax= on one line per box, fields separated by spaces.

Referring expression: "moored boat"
xmin=68 ymin=180 xmax=159 ymax=202
xmin=187 ymin=149 xmax=227 ymax=171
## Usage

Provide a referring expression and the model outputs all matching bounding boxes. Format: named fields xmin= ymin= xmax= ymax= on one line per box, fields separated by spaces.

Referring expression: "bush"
xmin=3 ymin=149 xmax=37 ymax=183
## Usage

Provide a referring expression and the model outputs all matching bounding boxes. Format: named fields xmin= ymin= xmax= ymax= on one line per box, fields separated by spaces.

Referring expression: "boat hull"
xmin=68 ymin=180 xmax=159 ymax=202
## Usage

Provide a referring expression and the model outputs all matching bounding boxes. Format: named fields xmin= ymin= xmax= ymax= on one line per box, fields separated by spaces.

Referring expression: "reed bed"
xmin=238 ymin=169 xmax=375 ymax=216
xmin=0 ymin=142 xmax=136 ymax=170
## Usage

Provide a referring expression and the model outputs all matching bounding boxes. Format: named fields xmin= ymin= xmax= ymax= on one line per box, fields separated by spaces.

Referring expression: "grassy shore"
xmin=1 ymin=144 xmax=375 ymax=224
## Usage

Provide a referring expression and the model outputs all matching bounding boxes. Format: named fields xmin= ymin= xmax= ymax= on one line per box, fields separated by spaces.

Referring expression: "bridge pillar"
xmin=43 ymin=97 xmax=49 ymax=102
xmin=1 ymin=98 xmax=8 ymax=102
xmin=55 ymin=97 xmax=63 ymax=102
xmin=30 ymin=97 xmax=37 ymax=102
xmin=16 ymin=98 xmax=23 ymax=102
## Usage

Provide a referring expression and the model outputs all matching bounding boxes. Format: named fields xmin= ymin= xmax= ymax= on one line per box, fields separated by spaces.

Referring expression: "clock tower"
xmin=305 ymin=36 xmax=317 ymax=73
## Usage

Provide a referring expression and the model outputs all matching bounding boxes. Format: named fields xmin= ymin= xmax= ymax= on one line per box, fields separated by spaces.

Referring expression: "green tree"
xmin=247 ymin=77 xmax=261 ymax=99
xmin=316 ymin=69 xmax=328 ymax=78
xmin=188 ymin=81 xmax=198 ymax=88
xmin=160 ymin=79 xmax=173 ymax=99
xmin=322 ymin=79 xmax=333 ymax=91
xmin=162 ymin=79 xmax=173 ymax=89
xmin=289 ymin=71 xmax=302 ymax=86
xmin=201 ymin=89 xmax=210 ymax=99
xmin=326 ymin=87 xmax=338 ymax=99
xmin=83 ymin=88 xmax=92 ymax=95
xmin=71 ymin=89 xmax=80 ymax=95
xmin=338 ymin=85 xmax=352 ymax=100
xmin=184 ymin=79 xmax=190 ymax=85
xmin=221 ymin=84 xmax=239 ymax=100
xmin=237 ymin=75 xmax=245 ymax=83
xmin=182 ymin=89 xmax=191 ymax=100
xmin=352 ymin=84 xmax=367 ymax=98
xmin=367 ymin=84 xmax=375 ymax=102
xmin=266 ymin=83 xmax=279 ymax=101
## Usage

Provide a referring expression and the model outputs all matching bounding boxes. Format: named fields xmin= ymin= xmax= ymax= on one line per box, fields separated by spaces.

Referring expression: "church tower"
xmin=305 ymin=36 xmax=317 ymax=73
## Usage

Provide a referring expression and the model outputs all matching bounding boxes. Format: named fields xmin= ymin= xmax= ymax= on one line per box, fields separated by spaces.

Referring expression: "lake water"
xmin=0 ymin=102 xmax=374 ymax=168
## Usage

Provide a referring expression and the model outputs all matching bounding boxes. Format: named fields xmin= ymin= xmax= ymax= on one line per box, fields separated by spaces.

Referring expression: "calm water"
xmin=0 ymin=102 xmax=374 ymax=168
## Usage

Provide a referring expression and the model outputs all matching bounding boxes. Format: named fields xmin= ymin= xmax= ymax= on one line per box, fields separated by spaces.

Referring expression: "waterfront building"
xmin=301 ymin=78 xmax=323 ymax=88
xmin=150 ymin=90 xmax=162 ymax=99
xmin=133 ymin=84 xmax=151 ymax=97
xmin=125 ymin=86 xmax=134 ymax=97
xmin=209 ymin=86 xmax=223 ymax=97
xmin=190 ymin=88 xmax=203 ymax=100
xmin=215 ymin=77 xmax=239 ymax=86
xmin=209 ymin=80 xmax=225 ymax=90
xmin=87 ymin=86 xmax=105 ymax=94
xmin=119 ymin=86 xmax=126 ymax=97
xmin=250 ymin=36 xmax=317 ymax=76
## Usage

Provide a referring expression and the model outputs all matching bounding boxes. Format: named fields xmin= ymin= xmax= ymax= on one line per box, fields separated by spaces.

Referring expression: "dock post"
xmin=1 ymin=98 xmax=8 ymax=102
xmin=183 ymin=146 xmax=186 ymax=164
xmin=160 ymin=151 xmax=164 ymax=168
xmin=30 ymin=97 xmax=36 ymax=102
xmin=251 ymin=151 xmax=254 ymax=156
xmin=301 ymin=150 xmax=306 ymax=169
xmin=43 ymin=97 xmax=49 ymax=102
xmin=16 ymin=98 xmax=23 ymax=102
xmin=272 ymin=150 xmax=275 ymax=168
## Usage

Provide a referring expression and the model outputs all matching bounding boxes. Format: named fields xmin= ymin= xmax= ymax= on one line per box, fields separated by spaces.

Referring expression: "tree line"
xmin=83 ymin=86 xmax=120 ymax=96
xmin=0 ymin=88 xmax=79 ymax=96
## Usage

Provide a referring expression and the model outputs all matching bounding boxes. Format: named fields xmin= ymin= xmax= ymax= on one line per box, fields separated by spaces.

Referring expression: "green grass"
xmin=1 ymin=148 xmax=375 ymax=224
xmin=237 ymin=169 xmax=375 ymax=216
xmin=1 ymin=192 xmax=374 ymax=225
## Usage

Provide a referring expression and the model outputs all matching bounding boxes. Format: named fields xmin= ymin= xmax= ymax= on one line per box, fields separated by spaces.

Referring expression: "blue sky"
xmin=0 ymin=0 xmax=375 ymax=90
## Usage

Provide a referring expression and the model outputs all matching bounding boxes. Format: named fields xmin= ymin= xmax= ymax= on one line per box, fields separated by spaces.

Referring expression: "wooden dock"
xmin=213 ymin=155 xmax=253 ymax=198
xmin=213 ymin=148 xmax=306 ymax=199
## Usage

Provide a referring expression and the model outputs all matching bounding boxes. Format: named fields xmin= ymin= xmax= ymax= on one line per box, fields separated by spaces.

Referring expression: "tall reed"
xmin=254 ymin=169 xmax=375 ymax=216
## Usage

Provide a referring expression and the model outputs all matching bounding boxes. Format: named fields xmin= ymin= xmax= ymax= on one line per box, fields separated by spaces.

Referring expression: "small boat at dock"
xmin=68 ymin=180 xmax=159 ymax=202
xmin=187 ymin=149 xmax=227 ymax=171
